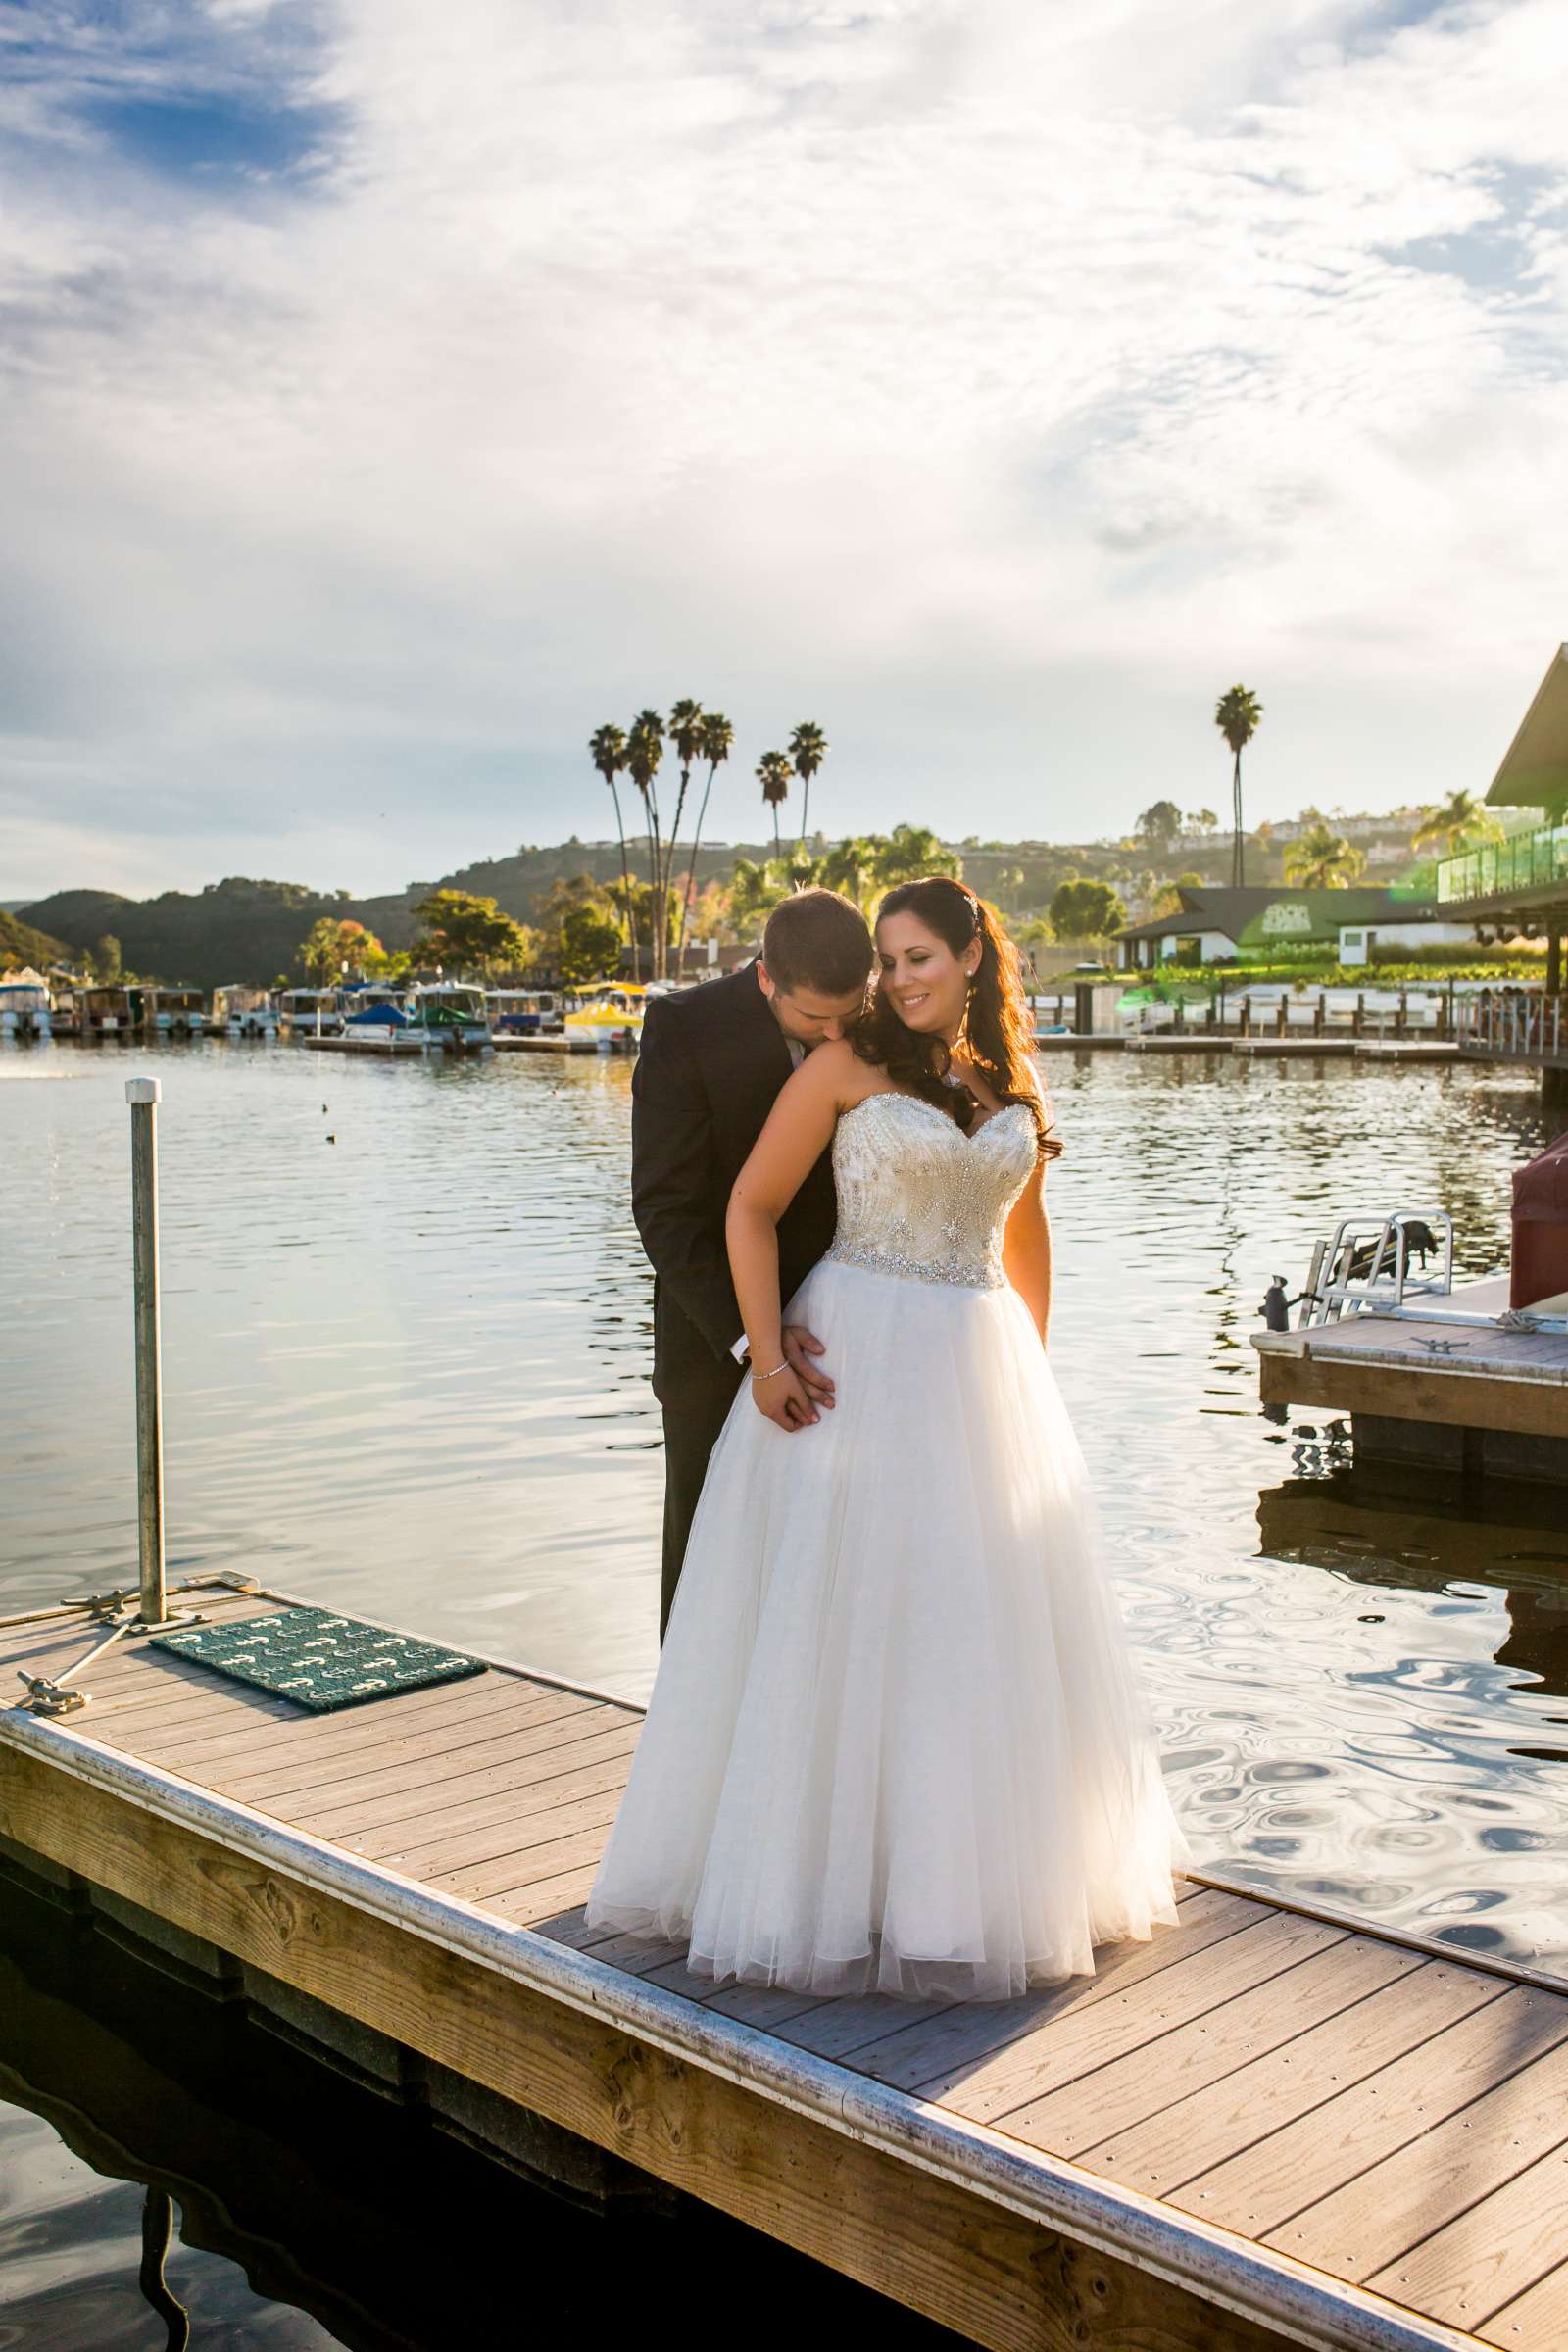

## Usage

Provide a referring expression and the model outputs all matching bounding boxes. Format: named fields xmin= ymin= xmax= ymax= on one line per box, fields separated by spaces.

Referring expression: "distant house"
xmin=1116 ymin=886 xmax=1475 ymax=971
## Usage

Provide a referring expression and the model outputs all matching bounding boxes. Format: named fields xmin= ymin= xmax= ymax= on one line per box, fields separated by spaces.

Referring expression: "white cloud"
xmin=1 ymin=0 xmax=1566 ymax=897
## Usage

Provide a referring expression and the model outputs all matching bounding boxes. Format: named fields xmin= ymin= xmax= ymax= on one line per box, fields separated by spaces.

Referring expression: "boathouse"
xmin=1433 ymin=643 xmax=1568 ymax=997
xmin=1116 ymin=886 xmax=1471 ymax=972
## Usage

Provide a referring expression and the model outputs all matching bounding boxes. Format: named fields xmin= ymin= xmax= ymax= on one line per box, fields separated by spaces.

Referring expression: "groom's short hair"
xmin=762 ymin=889 xmax=874 ymax=998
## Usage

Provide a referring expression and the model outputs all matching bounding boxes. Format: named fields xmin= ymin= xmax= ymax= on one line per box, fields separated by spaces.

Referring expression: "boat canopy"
xmin=346 ymin=1002 xmax=411 ymax=1028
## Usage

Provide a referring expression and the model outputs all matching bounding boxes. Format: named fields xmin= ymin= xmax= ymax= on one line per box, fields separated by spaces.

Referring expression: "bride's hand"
xmin=751 ymin=1361 xmax=818 ymax=1432
xmin=783 ymin=1323 xmax=835 ymax=1410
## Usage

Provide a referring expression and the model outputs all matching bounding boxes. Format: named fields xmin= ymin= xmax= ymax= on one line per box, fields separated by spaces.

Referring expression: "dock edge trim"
xmin=0 ymin=1705 xmax=1487 ymax=2352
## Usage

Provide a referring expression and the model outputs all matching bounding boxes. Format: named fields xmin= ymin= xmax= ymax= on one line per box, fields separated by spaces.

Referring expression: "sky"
xmin=3 ymin=0 xmax=1567 ymax=903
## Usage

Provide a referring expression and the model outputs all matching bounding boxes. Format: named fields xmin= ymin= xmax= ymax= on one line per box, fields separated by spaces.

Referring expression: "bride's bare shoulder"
xmin=808 ymin=1040 xmax=897 ymax=1110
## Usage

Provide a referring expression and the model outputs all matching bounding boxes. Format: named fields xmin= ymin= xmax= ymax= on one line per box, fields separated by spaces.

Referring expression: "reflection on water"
xmin=0 ymin=1857 xmax=965 ymax=2349
xmin=4 ymin=1040 xmax=1563 ymax=1960
xmin=4 ymin=1036 xmax=1566 ymax=2334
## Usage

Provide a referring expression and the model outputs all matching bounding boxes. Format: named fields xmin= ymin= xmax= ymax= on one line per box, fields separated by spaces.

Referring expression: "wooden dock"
xmin=1255 ymin=1303 xmax=1568 ymax=1484
xmin=7 ymin=1582 xmax=1568 ymax=2351
xmin=295 ymin=1033 xmax=614 ymax=1056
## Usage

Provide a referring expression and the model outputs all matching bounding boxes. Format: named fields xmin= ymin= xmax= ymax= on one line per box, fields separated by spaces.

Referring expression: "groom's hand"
xmin=782 ymin=1324 xmax=835 ymax=1410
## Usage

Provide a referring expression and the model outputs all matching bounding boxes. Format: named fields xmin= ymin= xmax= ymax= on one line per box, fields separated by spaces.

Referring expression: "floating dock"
xmin=1353 ymin=1042 xmax=1462 ymax=1064
xmin=7 ymin=1582 xmax=1568 ymax=2351
xmin=1255 ymin=1287 xmax=1568 ymax=1485
xmin=1036 ymin=1035 xmax=1455 ymax=1059
xmin=295 ymin=1033 xmax=612 ymax=1056
xmin=1233 ymin=1037 xmax=1356 ymax=1059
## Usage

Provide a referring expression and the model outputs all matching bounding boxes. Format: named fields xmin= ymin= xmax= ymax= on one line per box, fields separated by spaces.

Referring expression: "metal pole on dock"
xmin=126 ymin=1077 xmax=169 ymax=1629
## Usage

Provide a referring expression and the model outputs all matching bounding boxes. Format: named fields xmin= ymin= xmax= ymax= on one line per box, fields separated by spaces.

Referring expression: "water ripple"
xmin=3 ymin=1040 xmax=1565 ymax=1971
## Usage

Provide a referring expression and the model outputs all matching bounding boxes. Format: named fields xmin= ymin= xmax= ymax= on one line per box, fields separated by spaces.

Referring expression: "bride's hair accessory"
xmin=750 ymin=1358 xmax=790 ymax=1383
xmin=854 ymin=877 xmax=1060 ymax=1161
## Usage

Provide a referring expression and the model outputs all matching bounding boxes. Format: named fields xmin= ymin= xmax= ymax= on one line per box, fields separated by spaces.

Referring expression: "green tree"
xmin=819 ymin=834 xmax=883 ymax=912
xmin=1214 ymin=685 xmax=1264 ymax=887
xmin=1136 ymin=800 xmax=1183 ymax=858
xmin=588 ymin=723 xmax=635 ymax=959
xmin=92 ymin=933 xmax=122 ymax=982
xmin=757 ymin=751 xmax=792 ymax=851
xmin=299 ymin=916 xmax=386 ymax=984
xmin=1049 ymin=878 xmax=1125 ymax=942
xmin=1411 ymin=790 xmax=1505 ymax=858
xmin=726 ymin=856 xmax=796 ymax=939
xmin=676 ymin=710 xmax=733 ymax=978
xmin=875 ymin=823 xmax=960 ymax=888
xmin=1282 ymin=824 xmax=1366 ymax=888
xmin=789 ymin=721 xmax=828 ymax=844
xmin=409 ymin=891 xmax=533 ymax=978
xmin=556 ymin=900 xmax=625 ymax=984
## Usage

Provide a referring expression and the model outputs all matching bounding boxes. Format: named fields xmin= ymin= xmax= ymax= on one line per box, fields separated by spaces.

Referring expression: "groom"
xmin=632 ymin=888 xmax=876 ymax=1637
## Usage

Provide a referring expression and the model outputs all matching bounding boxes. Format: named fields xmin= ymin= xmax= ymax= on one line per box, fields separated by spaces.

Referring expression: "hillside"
xmin=18 ymin=809 xmax=1401 ymax=993
xmin=0 ymin=908 xmax=71 ymax=971
xmin=18 ymin=841 xmax=781 ymax=991
xmin=18 ymin=878 xmax=405 ymax=994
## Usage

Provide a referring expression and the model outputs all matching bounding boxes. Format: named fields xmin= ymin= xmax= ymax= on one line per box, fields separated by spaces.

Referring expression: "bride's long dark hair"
xmin=853 ymin=876 xmax=1060 ymax=1160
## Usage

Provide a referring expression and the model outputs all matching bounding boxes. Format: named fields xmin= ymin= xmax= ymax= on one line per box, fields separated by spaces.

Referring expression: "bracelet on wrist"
xmin=750 ymin=1359 xmax=789 ymax=1383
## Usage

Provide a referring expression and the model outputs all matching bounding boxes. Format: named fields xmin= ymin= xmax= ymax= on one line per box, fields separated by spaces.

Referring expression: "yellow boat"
xmin=562 ymin=984 xmax=647 ymax=1050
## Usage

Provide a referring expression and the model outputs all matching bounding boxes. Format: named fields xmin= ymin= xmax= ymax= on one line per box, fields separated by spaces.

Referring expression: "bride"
xmin=586 ymin=876 xmax=1190 ymax=2000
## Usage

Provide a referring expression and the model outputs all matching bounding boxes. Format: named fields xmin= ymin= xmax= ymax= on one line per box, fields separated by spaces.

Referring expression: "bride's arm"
xmin=726 ymin=1042 xmax=857 ymax=1431
xmin=1002 ymin=1160 xmax=1053 ymax=1345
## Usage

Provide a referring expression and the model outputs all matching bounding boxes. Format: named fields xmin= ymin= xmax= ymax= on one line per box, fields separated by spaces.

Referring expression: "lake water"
xmin=4 ymin=1036 xmax=1566 ymax=2342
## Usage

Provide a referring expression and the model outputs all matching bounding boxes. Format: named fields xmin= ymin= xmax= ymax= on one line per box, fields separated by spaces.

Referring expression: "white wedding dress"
xmin=586 ymin=1090 xmax=1190 ymax=2000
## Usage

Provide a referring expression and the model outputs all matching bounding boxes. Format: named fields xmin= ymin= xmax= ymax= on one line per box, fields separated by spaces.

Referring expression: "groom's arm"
xmin=631 ymin=999 xmax=746 ymax=1363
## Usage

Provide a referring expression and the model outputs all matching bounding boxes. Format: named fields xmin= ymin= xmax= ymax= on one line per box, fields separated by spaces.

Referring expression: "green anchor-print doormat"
xmin=153 ymin=1605 xmax=485 ymax=1711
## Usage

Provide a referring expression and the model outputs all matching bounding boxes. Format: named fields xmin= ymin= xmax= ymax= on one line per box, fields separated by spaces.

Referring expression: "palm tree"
xmin=589 ymin=723 xmax=633 ymax=965
xmin=1282 ymin=823 xmax=1366 ymax=889
xmin=729 ymin=856 xmax=787 ymax=940
xmin=676 ymin=710 xmax=732 ymax=977
xmin=664 ymin=699 xmax=705 ymax=956
xmin=1213 ymin=685 xmax=1263 ymax=887
xmin=758 ymin=752 xmax=792 ymax=852
xmin=625 ymin=709 xmax=666 ymax=977
xmin=820 ymin=834 xmax=881 ymax=912
xmin=1411 ymin=790 xmax=1505 ymax=858
xmin=788 ymin=721 xmax=828 ymax=845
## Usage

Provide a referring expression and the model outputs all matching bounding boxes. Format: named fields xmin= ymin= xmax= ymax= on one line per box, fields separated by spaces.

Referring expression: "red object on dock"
xmin=1511 ymin=1129 xmax=1568 ymax=1307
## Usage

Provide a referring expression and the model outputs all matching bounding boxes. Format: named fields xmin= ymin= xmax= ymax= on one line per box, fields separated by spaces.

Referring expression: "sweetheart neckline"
xmin=838 ymin=1093 xmax=1032 ymax=1143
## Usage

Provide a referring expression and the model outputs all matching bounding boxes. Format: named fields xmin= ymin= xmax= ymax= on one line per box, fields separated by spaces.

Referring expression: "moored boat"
xmin=278 ymin=989 xmax=344 ymax=1039
xmin=0 ymin=967 xmax=53 ymax=1038
xmin=562 ymin=983 xmax=645 ymax=1052
xmin=142 ymin=986 xmax=206 ymax=1036
xmin=403 ymin=983 xmax=491 ymax=1050
xmin=213 ymin=985 xmax=280 ymax=1038
xmin=487 ymin=987 xmax=562 ymax=1035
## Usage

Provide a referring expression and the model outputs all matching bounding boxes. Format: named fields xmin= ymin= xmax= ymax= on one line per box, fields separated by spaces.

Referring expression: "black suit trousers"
xmin=660 ymin=1349 xmax=746 ymax=1641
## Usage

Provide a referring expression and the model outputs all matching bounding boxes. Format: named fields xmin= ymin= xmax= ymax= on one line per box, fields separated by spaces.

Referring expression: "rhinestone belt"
xmin=823 ymin=1238 xmax=1005 ymax=1291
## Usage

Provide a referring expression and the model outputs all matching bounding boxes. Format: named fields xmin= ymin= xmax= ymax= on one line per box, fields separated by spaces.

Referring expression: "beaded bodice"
xmin=823 ymin=1093 xmax=1037 ymax=1291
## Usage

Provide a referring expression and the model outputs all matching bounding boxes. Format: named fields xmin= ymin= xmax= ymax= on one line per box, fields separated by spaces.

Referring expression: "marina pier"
xmin=9 ymin=1578 xmax=1568 ymax=2352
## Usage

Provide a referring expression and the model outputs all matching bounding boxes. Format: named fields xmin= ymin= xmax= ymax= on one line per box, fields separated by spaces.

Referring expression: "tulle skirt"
xmin=585 ymin=1258 xmax=1191 ymax=2000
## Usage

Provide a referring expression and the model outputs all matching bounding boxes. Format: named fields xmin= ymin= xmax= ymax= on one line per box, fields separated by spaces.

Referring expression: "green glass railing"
xmin=1437 ymin=823 xmax=1568 ymax=903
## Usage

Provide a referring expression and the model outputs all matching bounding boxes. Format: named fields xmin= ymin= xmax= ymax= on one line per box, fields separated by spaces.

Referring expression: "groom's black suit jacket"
xmin=632 ymin=960 xmax=838 ymax=1402
xmin=632 ymin=962 xmax=838 ymax=1634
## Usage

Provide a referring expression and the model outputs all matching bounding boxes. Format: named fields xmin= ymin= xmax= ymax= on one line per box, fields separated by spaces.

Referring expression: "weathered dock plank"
xmin=5 ymin=1586 xmax=1564 ymax=2352
xmin=1082 ymin=1956 xmax=1502 ymax=2201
